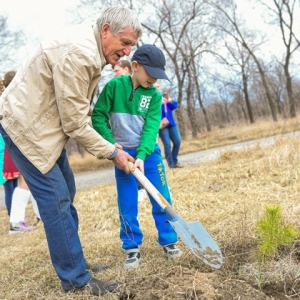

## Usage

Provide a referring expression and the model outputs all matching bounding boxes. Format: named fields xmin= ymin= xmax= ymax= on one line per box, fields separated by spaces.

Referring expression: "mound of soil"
xmin=118 ymin=266 xmax=277 ymax=300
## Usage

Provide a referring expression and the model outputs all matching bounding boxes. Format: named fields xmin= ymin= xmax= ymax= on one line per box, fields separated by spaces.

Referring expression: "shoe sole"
xmin=165 ymin=250 xmax=182 ymax=259
xmin=124 ymin=260 xmax=140 ymax=269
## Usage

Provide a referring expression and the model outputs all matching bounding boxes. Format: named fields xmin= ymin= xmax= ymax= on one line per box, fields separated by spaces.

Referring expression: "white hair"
xmin=96 ymin=6 xmax=142 ymax=37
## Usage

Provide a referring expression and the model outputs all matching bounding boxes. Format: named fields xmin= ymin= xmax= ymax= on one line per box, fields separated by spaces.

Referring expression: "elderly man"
xmin=0 ymin=6 xmax=142 ymax=296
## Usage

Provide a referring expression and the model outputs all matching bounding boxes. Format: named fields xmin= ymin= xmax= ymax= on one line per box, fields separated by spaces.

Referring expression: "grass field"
xmin=68 ymin=117 xmax=300 ymax=173
xmin=0 ymin=117 xmax=300 ymax=299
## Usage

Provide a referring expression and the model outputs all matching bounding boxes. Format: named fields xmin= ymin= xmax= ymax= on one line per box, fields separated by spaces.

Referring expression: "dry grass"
xmin=69 ymin=117 xmax=300 ymax=173
xmin=1 ymin=117 xmax=300 ymax=299
xmin=177 ymin=117 xmax=300 ymax=155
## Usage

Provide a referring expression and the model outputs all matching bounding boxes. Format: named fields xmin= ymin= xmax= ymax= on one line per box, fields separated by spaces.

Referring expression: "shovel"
xmin=128 ymin=162 xmax=223 ymax=269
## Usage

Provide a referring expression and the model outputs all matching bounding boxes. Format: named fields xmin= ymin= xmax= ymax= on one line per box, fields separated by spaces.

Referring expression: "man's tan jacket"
xmin=0 ymin=24 xmax=115 ymax=174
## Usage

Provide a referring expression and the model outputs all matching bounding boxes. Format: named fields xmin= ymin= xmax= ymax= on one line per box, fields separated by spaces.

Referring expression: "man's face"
xmin=101 ymin=24 xmax=139 ymax=65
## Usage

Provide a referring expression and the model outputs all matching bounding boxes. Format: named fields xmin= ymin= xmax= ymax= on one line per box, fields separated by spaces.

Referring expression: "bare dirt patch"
xmin=118 ymin=266 xmax=272 ymax=300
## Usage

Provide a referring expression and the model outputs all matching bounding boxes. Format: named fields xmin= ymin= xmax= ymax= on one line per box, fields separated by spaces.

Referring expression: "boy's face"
xmin=134 ymin=63 xmax=157 ymax=88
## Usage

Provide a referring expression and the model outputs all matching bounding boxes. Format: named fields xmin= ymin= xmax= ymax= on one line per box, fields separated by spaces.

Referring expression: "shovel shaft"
xmin=128 ymin=162 xmax=170 ymax=210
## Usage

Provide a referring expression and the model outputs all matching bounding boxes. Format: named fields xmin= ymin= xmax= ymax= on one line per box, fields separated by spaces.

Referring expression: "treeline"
xmin=70 ymin=0 xmax=300 ymax=140
xmin=2 ymin=0 xmax=300 ymax=155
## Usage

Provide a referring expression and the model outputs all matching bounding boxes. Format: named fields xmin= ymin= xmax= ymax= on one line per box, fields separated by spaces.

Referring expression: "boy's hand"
xmin=132 ymin=158 xmax=144 ymax=174
xmin=111 ymin=149 xmax=134 ymax=174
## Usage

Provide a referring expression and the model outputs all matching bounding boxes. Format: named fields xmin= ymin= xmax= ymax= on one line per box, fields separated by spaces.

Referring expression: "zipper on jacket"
xmin=128 ymin=76 xmax=140 ymax=101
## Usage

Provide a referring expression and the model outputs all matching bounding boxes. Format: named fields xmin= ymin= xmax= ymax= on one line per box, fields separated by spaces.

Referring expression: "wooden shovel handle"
xmin=128 ymin=161 xmax=170 ymax=210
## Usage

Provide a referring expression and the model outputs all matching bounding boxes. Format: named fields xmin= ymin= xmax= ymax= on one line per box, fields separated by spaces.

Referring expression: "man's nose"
xmin=123 ymin=45 xmax=132 ymax=56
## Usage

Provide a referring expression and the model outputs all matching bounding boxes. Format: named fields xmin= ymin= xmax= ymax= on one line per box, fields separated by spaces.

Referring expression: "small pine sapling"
xmin=256 ymin=204 xmax=298 ymax=263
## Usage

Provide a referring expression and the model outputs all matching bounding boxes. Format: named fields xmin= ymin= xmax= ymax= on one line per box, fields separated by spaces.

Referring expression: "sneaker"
xmin=124 ymin=247 xmax=140 ymax=269
xmin=163 ymin=243 xmax=182 ymax=258
xmin=138 ymin=189 xmax=147 ymax=202
xmin=9 ymin=222 xmax=37 ymax=235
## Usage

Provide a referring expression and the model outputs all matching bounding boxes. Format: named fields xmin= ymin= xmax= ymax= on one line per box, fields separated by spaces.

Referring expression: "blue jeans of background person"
xmin=4 ymin=178 xmax=18 ymax=216
xmin=0 ymin=125 xmax=90 ymax=291
xmin=159 ymin=125 xmax=181 ymax=167
xmin=115 ymin=144 xmax=178 ymax=250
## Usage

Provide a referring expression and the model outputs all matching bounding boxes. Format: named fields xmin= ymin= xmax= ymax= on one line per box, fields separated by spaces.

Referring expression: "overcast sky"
xmin=2 ymin=0 xmax=80 ymax=38
xmin=1 ymin=0 xmax=299 ymax=74
xmin=2 ymin=0 xmax=263 ymax=40
xmin=1 ymin=0 xmax=285 ymax=54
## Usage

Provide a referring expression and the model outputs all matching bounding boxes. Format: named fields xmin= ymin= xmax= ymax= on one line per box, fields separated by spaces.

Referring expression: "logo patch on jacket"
xmin=138 ymin=95 xmax=151 ymax=113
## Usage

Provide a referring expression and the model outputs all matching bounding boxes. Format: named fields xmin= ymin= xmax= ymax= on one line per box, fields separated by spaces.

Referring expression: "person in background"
xmin=8 ymin=171 xmax=40 ymax=234
xmin=155 ymin=81 xmax=183 ymax=168
xmin=0 ymin=75 xmax=8 ymax=209
xmin=92 ymin=44 xmax=182 ymax=270
xmin=113 ymin=59 xmax=132 ymax=76
xmin=2 ymin=144 xmax=19 ymax=217
xmin=0 ymin=6 xmax=142 ymax=297
xmin=1 ymin=71 xmax=39 ymax=233
xmin=0 ymin=80 xmax=6 ymax=202
xmin=112 ymin=59 xmax=148 ymax=202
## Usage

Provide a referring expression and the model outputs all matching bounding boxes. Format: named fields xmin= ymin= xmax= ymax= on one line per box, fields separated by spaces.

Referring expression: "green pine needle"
xmin=256 ymin=204 xmax=298 ymax=262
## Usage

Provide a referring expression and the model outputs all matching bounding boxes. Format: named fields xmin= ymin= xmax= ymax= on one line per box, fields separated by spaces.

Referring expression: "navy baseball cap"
xmin=132 ymin=44 xmax=170 ymax=81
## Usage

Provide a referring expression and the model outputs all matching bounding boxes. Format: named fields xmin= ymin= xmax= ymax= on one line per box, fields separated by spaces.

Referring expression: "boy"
xmin=92 ymin=44 xmax=181 ymax=269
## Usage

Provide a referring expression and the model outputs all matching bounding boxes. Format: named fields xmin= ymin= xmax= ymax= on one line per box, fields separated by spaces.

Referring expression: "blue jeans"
xmin=115 ymin=144 xmax=178 ymax=249
xmin=159 ymin=125 xmax=181 ymax=167
xmin=4 ymin=178 xmax=18 ymax=216
xmin=0 ymin=126 xmax=90 ymax=291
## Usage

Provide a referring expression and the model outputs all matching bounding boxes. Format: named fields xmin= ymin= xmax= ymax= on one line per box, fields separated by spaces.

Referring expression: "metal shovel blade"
xmin=168 ymin=215 xmax=223 ymax=269
xmin=128 ymin=162 xmax=223 ymax=269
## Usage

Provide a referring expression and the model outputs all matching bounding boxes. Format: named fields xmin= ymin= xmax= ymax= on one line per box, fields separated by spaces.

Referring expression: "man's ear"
xmin=100 ymin=23 xmax=110 ymax=38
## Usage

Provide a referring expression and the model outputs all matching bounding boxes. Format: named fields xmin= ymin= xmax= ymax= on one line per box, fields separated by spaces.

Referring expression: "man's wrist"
xmin=107 ymin=148 xmax=119 ymax=160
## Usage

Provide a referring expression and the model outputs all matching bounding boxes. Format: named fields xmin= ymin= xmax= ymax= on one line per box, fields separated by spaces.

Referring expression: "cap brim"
xmin=143 ymin=65 xmax=170 ymax=82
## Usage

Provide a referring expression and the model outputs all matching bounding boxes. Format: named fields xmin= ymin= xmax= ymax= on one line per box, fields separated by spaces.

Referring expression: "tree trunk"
xmin=242 ymin=68 xmax=254 ymax=123
xmin=191 ymin=59 xmax=211 ymax=132
xmin=238 ymin=92 xmax=247 ymax=121
xmin=247 ymin=49 xmax=278 ymax=122
xmin=186 ymin=69 xmax=198 ymax=137
xmin=176 ymin=79 xmax=186 ymax=139
xmin=284 ymin=63 xmax=296 ymax=118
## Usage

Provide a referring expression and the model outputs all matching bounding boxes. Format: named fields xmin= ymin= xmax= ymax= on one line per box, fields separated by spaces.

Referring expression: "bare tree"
xmin=0 ymin=15 xmax=25 ymax=72
xmin=190 ymin=53 xmax=211 ymax=132
xmin=185 ymin=66 xmax=198 ymax=137
xmin=267 ymin=62 xmax=286 ymax=116
xmin=142 ymin=0 xmax=211 ymax=137
xmin=258 ymin=0 xmax=300 ymax=118
xmin=215 ymin=83 xmax=232 ymax=124
xmin=210 ymin=37 xmax=255 ymax=123
xmin=210 ymin=0 xmax=278 ymax=122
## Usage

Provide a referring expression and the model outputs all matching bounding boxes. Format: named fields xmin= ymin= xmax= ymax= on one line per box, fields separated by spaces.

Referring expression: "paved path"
xmin=1 ymin=130 xmax=299 ymax=209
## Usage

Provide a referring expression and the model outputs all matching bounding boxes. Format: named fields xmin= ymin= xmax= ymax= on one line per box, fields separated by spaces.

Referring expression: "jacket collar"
xmin=93 ymin=25 xmax=107 ymax=69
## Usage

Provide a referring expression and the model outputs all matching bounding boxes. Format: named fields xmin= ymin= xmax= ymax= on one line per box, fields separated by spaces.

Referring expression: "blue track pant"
xmin=115 ymin=144 xmax=178 ymax=250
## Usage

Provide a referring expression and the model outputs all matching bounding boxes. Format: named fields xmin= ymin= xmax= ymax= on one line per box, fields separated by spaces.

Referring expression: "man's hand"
xmin=114 ymin=143 xmax=123 ymax=150
xmin=111 ymin=149 xmax=134 ymax=174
